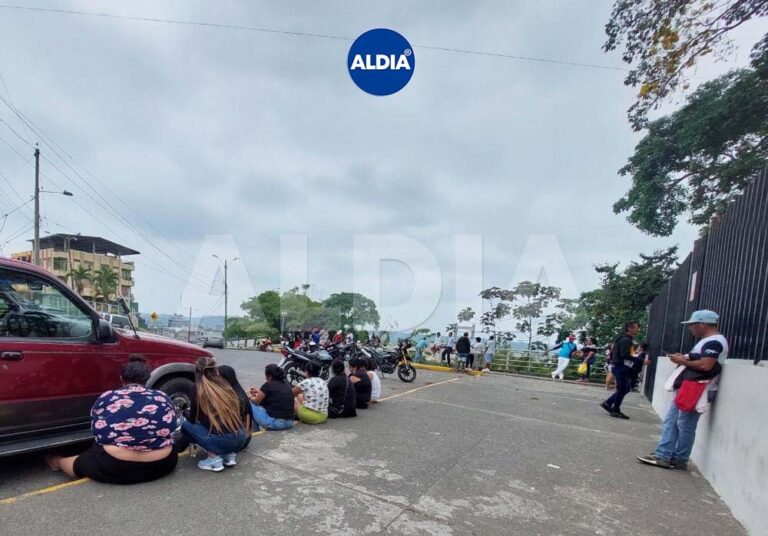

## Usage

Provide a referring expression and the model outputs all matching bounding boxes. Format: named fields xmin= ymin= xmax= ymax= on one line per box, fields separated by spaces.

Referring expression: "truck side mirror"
xmin=97 ymin=318 xmax=115 ymax=342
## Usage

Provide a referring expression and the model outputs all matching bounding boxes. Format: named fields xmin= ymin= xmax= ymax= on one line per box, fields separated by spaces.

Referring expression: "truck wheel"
xmin=157 ymin=377 xmax=195 ymax=413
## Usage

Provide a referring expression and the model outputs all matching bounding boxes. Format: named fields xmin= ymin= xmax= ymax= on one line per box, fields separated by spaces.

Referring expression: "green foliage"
xmin=224 ymin=318 xmax=278 ymax=340
xmin=563 ymin=247 xmax=678 ymax=345
xmin=68 ymin=265 xmax=91 ymax=295
xmin=603 ymin=0 xmax=768 ymax=129
xmin=91 ymin=266 xmax=119 ymax=303
xmin=479 ymin=282 xmax=564 ymax=350
xmin=457 ymin=307 xmax=475 ymax=323
xmin=322 ymin=292 xmax=380 ymax=330
xmin=615 ymin=56 xmax=768 ymax=235
xmin=238 ymin=287 xmax=379 ymax=335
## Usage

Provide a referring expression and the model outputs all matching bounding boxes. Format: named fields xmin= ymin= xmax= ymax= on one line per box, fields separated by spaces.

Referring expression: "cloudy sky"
xmin=0 ymin=1 xmax=762 ymax=330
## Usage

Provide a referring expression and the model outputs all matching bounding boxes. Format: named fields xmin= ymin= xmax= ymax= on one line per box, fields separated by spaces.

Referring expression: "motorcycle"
xmin=360 ymin=338 xmax=417 ymax=383
xmin=277 ymin=342 xmax=334 ymax=386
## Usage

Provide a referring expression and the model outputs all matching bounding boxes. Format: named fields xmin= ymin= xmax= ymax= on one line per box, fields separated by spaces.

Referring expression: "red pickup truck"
xmin=0 ymin=258 xmax=210 ymax=457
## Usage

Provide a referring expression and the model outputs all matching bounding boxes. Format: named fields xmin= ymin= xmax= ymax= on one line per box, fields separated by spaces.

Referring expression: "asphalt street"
xmin=0 ymin=349 xmax=746 ymax=535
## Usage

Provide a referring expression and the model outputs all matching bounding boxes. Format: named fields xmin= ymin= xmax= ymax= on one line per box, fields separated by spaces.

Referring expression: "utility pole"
xmin=33 ymin=146 xmax=40 ymax=266
xmin=223 ymin=259 xmax=228 ymax=348
xmin=187 ymin=306 xmax=192 ymax=342
xmin=213 ymin=254 xmax=238 ymax=349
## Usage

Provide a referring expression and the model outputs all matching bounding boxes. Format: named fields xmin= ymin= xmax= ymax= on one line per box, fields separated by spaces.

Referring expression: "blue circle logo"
xmin=347 ymin=29 xmax=415 ymax=96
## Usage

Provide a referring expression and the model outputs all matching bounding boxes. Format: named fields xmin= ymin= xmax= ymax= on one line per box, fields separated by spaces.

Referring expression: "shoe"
xmin=600 ymin=402 xmax=614 ymax=415
xmin=222 ymin=453 xmax=237 ymax=467
xmin=611 ymin=411 xmax=630 ymax=420
xmin=670 ymin=460 xmax=688 ymax=471
xmin=198 ymin=456 xmax=225 ymax=472
xmin=551 ymin=372 xmax=556 ymax=379
xmin=637 ymin=453 xmax=671 ymax=469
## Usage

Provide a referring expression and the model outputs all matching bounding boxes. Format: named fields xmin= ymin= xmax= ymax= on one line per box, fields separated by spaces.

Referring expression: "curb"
xmin=412 ymin=363 xmax=485 ymax=377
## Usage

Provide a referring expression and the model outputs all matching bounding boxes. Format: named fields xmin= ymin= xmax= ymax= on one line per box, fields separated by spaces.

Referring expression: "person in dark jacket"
xmin=456 ymin=332 xmax=472 ymax=370
xmin=348 ymin=357 xmax=371 ymax=409
xmin=601 ymin=322 xmax=642 ymax=419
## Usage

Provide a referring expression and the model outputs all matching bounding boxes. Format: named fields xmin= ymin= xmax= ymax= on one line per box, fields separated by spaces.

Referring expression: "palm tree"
xmin=91 ymin=266 xmax=120 ymax=304
xmin=67 ymin=265 xmax=92 ymax=295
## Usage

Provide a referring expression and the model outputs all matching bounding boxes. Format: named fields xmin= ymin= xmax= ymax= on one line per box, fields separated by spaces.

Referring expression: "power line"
xmin=0 ymin=105 xmax=215 ymax=288
xmin=0 ymin=4 xmax=628 ymax=73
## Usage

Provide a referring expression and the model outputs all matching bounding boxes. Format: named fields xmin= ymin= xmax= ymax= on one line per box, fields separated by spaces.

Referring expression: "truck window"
xmin=0 ymin=268 xmax=94 ymax=339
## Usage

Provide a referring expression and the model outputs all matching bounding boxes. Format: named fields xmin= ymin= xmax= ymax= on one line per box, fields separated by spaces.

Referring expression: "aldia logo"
xmin=347 ymin=29 xmax=415 ymax=96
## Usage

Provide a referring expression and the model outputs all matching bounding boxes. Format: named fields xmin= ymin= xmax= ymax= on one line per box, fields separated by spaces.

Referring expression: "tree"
xmin=478 ymin=287 xmax=514 ymax=342
xmin=68 ymin=265 xmax=91 ymax=295
xmin=614 ymin=56 xmax=768 ymax=235
xmin=563 ymin=247 xmax=679 ymax=345
xmin=91 ymin=266 xmax=119 ymax=303
xmin=603 ymin=0 xmax=768 ymax=129
xmin=508 ymin=281 xmax=563 ymax=353
xmin=322 ymin=292 xmax=380 ymax=330
xmin=241 ymin=290 xmax=280 ymax=330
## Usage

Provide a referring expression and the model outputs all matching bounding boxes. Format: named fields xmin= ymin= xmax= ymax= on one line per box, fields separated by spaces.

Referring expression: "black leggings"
xmin=74 ymin=443 xmax=178 ymax=485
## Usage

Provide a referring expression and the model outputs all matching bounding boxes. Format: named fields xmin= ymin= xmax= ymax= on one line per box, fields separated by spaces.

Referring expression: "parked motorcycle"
xmin=360 ymin=338 xmax=417 ymax=382
xmin=277 ymin=342 xmax=334 ymax=386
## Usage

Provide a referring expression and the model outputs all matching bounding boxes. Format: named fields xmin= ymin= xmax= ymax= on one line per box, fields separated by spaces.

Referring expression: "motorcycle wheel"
xmin=397 ymin=364 xmax=417 ymax=383
xmin=282 ymin=362 xmax=306 ymax=387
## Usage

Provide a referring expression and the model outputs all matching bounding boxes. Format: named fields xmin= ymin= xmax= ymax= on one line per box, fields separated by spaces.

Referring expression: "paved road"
xmin=0 ymin=350 xmax=746 ymax=535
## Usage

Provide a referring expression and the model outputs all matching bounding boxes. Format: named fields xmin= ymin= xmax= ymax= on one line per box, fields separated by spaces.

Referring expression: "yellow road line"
xmin=0 ymin=478 xmax=89 ymax=505
xmin=378 ymin=377 xmax=460 ymax=401
xmin=0 ymin=429 xmax=268 ymax=506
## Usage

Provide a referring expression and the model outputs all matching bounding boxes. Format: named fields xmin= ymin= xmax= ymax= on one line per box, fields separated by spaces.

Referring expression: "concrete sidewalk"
xmin=0 ymin=357 xmax=746 ymax=535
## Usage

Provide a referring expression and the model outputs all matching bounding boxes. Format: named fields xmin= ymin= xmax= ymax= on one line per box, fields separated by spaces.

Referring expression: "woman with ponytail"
xmin=182 ymin=356 xmax=252 ymax=472
xmin=247 ymin=364 xmax=295 ymax=430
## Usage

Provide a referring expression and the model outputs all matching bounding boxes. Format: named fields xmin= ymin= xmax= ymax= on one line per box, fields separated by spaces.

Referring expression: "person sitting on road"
xmin=218 ymin=365 xmax=256 ymax=450
xmin=45 ymin=355 xmax=179 ymax=484
xmin=363 ymin=357 xmax=382 ymax=403
xmin=327 ymin=359 xmax=357 ymax=418
xmin=182 ymin=357 xmax=252 ymax=472
xmin=291 ymin=362 xmax=329 ymax=424
xmin=248 ymin=364 xmax=295 ymax=430
xmin=348 ymin=357 xmax=372 ymax=409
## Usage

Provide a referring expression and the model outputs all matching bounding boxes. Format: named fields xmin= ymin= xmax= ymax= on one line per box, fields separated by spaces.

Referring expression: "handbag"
xmin=577 ymin=362 xmax=588 ymax=375
xmin=675 ymin=380 xmax=709 ymax=412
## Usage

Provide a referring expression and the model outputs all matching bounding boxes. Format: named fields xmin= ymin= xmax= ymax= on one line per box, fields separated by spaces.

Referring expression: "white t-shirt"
xmin=369 ymin=371 xmax=381 ymax=401
xmin=486 ymin=340 xmax=496 ymax=354
xmin=298 ymin=377 xmax=329 ymax=414
xmin=472 ymin=341 xmax=486 ymax=355
xmin=690 ymin=334 xmax=729 ymax=363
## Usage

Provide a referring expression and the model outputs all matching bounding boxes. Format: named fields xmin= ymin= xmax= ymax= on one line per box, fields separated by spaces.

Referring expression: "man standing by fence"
xmin=638 ymin=310 xmax=728 ymax=470
xmin=601 ymin=321 xmax=641 ymax=419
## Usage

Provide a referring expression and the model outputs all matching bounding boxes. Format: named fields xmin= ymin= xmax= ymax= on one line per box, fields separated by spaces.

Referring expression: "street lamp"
xmin=213 ymin=254 xmax=239 ymax=348
xmin=280 ymin=311 xmax=287 ymax=336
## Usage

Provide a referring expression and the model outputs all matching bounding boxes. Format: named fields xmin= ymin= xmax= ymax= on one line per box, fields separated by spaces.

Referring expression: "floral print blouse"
xmin=91 ymin=385 xmax=178 ymax=451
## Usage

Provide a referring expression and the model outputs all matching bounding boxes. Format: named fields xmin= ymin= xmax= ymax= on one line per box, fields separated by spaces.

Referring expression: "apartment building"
xmin=11 ymin=234 xmax=140 ymax=313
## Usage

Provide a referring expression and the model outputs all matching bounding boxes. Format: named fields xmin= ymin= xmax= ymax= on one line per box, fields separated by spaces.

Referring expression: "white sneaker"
xmin=223 ymin=453 xmax=237 ymax=467
xmin=198 ymin=456 xmax=225 ymax=472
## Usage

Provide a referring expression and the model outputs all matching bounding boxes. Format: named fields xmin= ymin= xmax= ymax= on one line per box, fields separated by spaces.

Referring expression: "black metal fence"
xmin=644 ymin=167 xmax=768 ymax=400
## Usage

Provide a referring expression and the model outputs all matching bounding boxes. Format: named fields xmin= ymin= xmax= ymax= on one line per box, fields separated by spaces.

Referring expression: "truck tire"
xmin=156 ymin=376 xmax=195 ymax=413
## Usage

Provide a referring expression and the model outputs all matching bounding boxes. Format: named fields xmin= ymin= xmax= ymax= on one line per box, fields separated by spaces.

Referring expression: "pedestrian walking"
xmin=549 ymin=334 xmax=578 ymax=380
xmin=578 ymin=337 xmax=598 ymax=382
xmin=483 ymin=335 xmax=496 ymax=372
xmin=600 ymin=321 xmax=643 ymax=419
xmin=442 ymin=331 xmax=455 ymax=366
xmin=638 ymin=311 xmax=727 ymax=470
xmin=604 ymin=343 xmax=615 ymax=390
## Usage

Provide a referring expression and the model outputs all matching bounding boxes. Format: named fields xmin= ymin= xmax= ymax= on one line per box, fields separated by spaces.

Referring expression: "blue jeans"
xmin=604 ymin=365 xmax=631 ymax=412
xmin=181 ymin=421 xmax=249 ymax=455
xmin=655 ymin=402 xmax=701 ymax=463
xmin=250 ymin=403 xmax=293 ymax=430
xmin=458 ymin=353 xmax=470 ymax=366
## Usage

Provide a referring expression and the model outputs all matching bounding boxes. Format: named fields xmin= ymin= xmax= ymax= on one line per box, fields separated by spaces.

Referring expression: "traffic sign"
xmin=150 ymin=311 xmax=158 ymax=322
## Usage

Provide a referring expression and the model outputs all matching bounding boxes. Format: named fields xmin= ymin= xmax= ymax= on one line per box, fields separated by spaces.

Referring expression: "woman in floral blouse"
xmin=45 ymin=355 xmax=179 ymax=484
xmin=291 ymin=361 xmax=329 ymax=424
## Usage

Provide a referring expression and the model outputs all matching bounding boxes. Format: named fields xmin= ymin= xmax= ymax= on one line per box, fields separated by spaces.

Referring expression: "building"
xmin=11 ymin=234 xmax=140 ymax=315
